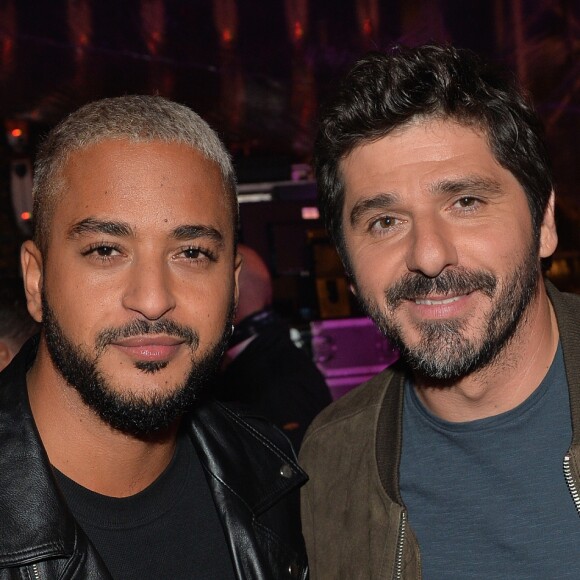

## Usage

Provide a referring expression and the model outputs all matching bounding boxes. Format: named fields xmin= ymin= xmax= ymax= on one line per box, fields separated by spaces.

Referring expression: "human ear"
xmin=539 ymin=191 xmax=558 ymax=259
xmin=21 ymin=240 xmax=44 ymax=323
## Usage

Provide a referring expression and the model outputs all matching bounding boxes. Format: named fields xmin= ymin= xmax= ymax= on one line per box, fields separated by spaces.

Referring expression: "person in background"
xmin=299 ymin=44 xmax=580 ymax=578
xmin=0 ymin=95 xmax=308 ymax=579
xmin=217 ymin=243 xmax=332 ymax=450
xmin=0 ymin=277 xmax=39 ymax=371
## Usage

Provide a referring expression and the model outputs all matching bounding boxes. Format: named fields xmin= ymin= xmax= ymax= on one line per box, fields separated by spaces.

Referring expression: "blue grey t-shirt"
xmin=400 ymin=344 xmax=580 ymax=579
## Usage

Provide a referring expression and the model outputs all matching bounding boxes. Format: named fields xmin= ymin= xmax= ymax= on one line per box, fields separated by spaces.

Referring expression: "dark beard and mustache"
xmin=42 ymin=292 xmax=234 ymax=437
xmin=356 ymin=242 xmax=541 ymax=382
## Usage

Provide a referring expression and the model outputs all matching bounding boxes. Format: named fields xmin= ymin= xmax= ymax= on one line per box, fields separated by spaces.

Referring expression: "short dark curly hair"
xmin=314 ymin=44 xmax=553 ymax=267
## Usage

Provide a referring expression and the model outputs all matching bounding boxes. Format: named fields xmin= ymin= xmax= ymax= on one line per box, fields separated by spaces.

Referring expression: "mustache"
xmin=385 ymin=268 xmax=497 ymax=309
xmin=95 ymin=319 xmax=199 ymax=352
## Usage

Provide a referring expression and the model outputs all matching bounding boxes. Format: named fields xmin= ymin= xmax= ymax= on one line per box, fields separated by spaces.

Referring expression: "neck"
xmin=26 ymin=342 xmax=179 ymax=498
xmin=414 ymin=280 xmax=560 ymax=422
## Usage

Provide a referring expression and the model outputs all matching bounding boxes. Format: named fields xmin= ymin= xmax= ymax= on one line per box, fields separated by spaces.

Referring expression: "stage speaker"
xmin=311 ymin=317 xmax=399 ymax=399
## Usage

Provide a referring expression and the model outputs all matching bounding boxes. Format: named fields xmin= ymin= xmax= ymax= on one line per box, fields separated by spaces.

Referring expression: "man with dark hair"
xmin=0 ymin=278 xmax=39 ymax=371
xmin=0 ymin=95 xmax=308 ymax=579
xmin=299 ymin=45 xmax=580 ymax=578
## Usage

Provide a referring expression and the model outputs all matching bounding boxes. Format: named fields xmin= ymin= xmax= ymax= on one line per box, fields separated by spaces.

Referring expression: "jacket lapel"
xmin=188 ymin=401 xmax=307 ymax=513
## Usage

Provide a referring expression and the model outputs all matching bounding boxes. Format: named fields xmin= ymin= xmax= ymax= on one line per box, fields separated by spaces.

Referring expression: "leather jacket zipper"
xmin=563 ymin=454 xmax=580 ymax=516
xmin=31 ymin=563 xmax=41 ymax=580
xmin=393 ymin=509 xmax=407 ymax=579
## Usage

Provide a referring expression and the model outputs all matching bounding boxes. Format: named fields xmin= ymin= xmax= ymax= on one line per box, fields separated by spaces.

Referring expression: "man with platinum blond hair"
xmin=0 ymin=95 xmax=308 ymax=579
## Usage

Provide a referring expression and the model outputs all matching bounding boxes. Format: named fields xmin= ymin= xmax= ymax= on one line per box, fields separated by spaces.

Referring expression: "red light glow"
xmin=301 ymin=206 xmax=319 ymax=220
xmin=21 ymin=211 xmax=31 ymax=220
xmin=222 ymin=28 xmax=233 ymax=44
xmin=363 ymin=18 xmax=373 ymax=36
xmin=293 ymin=21 xmax=304 ymax=41
xmin=11 ymin=128 xmax=22 ymax=138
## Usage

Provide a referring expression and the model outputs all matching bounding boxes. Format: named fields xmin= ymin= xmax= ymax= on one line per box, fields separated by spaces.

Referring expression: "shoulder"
xmin=547 ymin=280 xmax=580 ymax=315
xmin=187 ymin=400 xmax=307 ymax=529
xmin=186 ymin=400 xmax=308 ymax=577
xmin=215 ymin=400 xmax=298 ymax=454
xmin=194 ymin=399 xmax=294 ymax=447
xmin=299 ymin=365 xmax=401 ymax=464
xmin=306 ymin=367 xmax=398 ymax=434
xmin=186 ymin=399 xmax=307 ymax=518
xmin=546 ymin=280 xmax=580 ymax=343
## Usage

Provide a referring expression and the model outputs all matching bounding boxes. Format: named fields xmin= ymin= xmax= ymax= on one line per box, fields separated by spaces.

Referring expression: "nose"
xmin=122 ymin=259 xmax=176 ymax=320
xmin=405 ymin=216 xmax=458 ymax=278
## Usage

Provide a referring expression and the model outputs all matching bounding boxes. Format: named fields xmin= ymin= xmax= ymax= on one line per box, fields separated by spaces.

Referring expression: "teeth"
xmin=415 ymin=296 xmax=461 ymax=306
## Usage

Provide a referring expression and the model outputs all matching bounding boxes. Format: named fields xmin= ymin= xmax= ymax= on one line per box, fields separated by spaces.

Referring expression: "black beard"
xmin=356 ymin=241 xmax=540 ymax=382
xmin=41 ymin=292 xmax=234 ymax=437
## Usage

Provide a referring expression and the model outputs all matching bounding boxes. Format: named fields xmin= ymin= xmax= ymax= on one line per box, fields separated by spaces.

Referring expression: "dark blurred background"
xmin=1 ymin=0 xmax=579 ymax=304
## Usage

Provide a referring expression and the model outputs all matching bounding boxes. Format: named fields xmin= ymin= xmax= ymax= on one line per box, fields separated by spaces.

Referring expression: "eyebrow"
xmin=67 ymin=218 xmax=133 ymax=239
xmin=430 ymin=176 xmax=502 ymax=196
xmin=67 ymin=218 xmax=224 ymax=248
xmin=350 ymin=192 xmax=398 ymax=227
xmin=349 ymin=175 xmax=503 ymax=227
xmin=171 ymin=225 xmax=224 ymax=247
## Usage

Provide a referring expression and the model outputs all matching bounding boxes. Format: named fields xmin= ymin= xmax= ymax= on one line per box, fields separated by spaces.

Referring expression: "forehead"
xmin=340 ymin=119 xmax=504 ymax=194
xmin=338 ymin=117 xmax=532 ymax=233
xmin=52 ymin=139 xmax=233 ymax=239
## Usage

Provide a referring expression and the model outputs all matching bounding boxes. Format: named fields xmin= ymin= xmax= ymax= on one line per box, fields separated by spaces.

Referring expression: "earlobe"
xmin=21 ymin=240 xmax=44 ymax=323
xmin=539 ymin=191 xmax=558 ymax=259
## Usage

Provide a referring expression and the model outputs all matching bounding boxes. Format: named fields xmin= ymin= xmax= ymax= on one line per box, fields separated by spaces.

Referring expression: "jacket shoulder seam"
xmin=304 ymin=400 xmax=384 ymax=443
xmin=0 ymin=541 xmax=66 ymax=563
xmin=218 ymin=403 xmax=299 ymax=467
xmin=302 ymin=372 xmax=394 ymax=445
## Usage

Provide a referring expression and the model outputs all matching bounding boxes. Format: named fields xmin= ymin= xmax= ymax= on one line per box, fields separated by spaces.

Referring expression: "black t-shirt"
xmin=53 ymin=431 xmax=235 ymax=580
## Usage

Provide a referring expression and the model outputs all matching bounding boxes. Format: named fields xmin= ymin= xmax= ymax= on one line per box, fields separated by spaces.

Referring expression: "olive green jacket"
xmin=299 ymin=282 xmax=580 ymax=579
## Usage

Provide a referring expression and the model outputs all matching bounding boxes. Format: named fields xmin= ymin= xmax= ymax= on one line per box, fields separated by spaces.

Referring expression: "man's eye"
xmin=370 ymin=215 xmax=399 ymax=231
xmin=179 ymin=246 xmax=216 ymax=262
xmin=93 ymin=246 xmax=117 ymax=256
xmin=456 ymin=197 xmax=478 ymax=208
xmin=183 ymin=248 xmax=202 ymax=259
xmin=82 ymin=244 xmax=121 ymax=258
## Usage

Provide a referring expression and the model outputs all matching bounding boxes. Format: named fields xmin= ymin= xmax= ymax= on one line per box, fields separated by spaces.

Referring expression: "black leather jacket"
xmin=0 ymin=340 xmax=309 ymax=579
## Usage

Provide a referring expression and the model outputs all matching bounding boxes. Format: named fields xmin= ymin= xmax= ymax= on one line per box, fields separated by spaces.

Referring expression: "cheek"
xmin=350 ymin=243 xmax=400 ymax=293
xmin=46 ymin=291 xmax=106 ymax=344
xmin=42 ymin=265 xmax=79 ymax=316
xmin=180 ymin=275 xmax=235 ymax=325
xmin=42 ymin=264 xmax=120 ymax=340
xmin=351 ymin=267 xmax=391 ymax=312
xmin=463 ymin=223 xmax=529 ymax=272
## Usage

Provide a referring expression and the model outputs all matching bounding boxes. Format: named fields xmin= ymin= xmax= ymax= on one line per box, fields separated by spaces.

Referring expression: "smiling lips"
xmin=408 ymin=293 xmax=471 ymax=318
xmin=414 ymin=295 xmax=462 ymax=306
xmin=112 ymin=336 xmax=184 ymax=361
